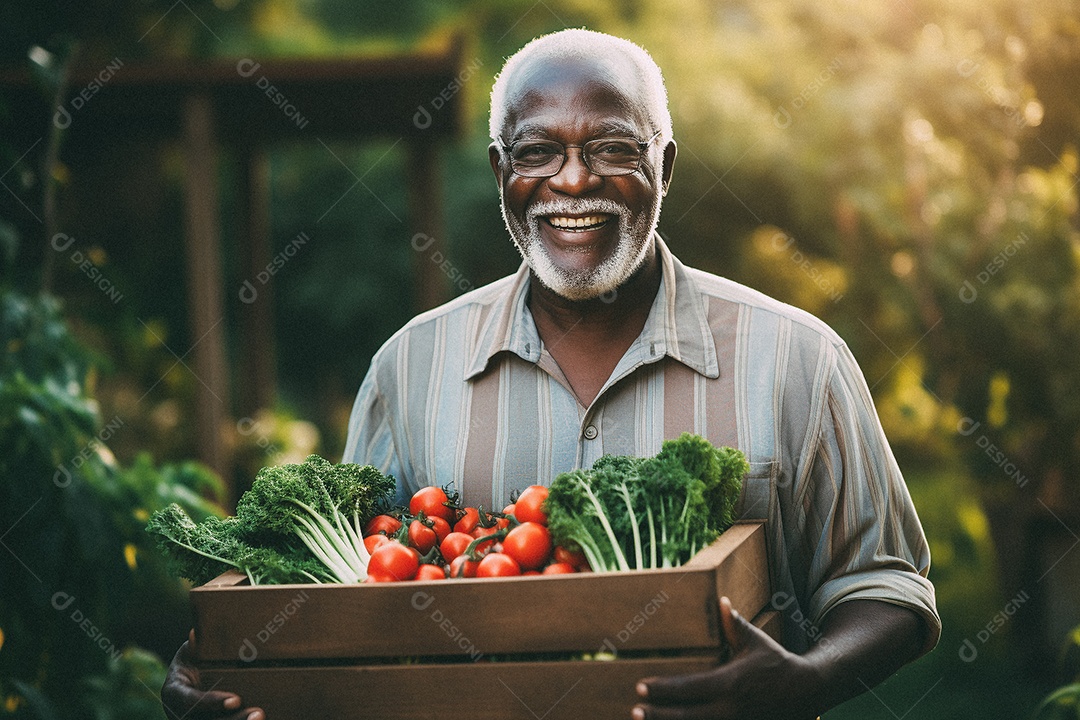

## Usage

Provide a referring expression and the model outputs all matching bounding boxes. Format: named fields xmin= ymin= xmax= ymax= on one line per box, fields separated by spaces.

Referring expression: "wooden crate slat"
xmin=192 ymin=521 xmax=767 ymax=662
xmin=202 ymin=655 xmax=721 ymax=720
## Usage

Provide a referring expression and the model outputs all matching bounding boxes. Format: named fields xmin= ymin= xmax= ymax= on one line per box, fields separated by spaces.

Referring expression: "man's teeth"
xmin=548 ymin=215 xmax=609 ymax=230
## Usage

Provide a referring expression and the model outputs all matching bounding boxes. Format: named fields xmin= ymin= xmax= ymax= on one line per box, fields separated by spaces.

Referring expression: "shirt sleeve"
xmin=342 ymin=364 xmax=412 ymax=507
xmin=797 ymin=341 xmax=941 ymax=655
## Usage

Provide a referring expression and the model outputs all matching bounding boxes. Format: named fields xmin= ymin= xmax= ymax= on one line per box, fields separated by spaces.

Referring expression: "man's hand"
xmin=161 ymin=630 xmax=265 ymax=720
xmin=632 ymin=596 xmax=926 ymax=719
xmin=632 ymin=597 xmax=820 ymax=720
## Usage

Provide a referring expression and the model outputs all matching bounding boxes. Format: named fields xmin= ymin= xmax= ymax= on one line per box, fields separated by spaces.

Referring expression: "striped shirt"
xmin=343 ymin=235 xmax=940 ymax=652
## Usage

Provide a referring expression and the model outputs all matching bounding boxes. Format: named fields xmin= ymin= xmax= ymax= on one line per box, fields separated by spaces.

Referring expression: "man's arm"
xmin=633 ymin=595 xmax=926 ymax=720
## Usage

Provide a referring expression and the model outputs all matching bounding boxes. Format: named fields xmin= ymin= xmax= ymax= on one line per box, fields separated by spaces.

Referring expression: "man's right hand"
xmin=161 ymin=630 xmax=265 ymax=720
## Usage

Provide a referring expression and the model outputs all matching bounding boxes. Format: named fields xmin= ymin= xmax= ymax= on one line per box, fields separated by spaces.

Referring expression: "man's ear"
xmin=488 ymin=143 xmax=504 ymax=191
xmin=660 ymin=139 xmax=677 ymax=196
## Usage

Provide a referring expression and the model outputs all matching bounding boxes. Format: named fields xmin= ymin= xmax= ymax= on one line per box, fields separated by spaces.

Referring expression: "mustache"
xmin=526 ymin=198 xmax=627 ymax=222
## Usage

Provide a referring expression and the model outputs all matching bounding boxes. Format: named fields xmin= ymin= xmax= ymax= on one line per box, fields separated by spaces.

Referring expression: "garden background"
xmin=2 ymin=0 xmax=1079 ymax=717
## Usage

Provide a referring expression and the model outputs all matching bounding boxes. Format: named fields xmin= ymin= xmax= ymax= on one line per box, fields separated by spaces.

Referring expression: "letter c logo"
xmin=54 ymin=105 xmax=73 ymax=129
xmin=411 ymin=591 xmax=435 ymax=611
xmin=236 ymin=59 xmax=261 ymax=78
xmin=773 ymin=106 xmax=792 ymax=129
xmin=51 ymin=233 xmax=75 ymax=252
xmin=411 ymin=233 xmax=435 ymax=252
xmin=959 ymin=280 xmax=978 ymax=304
xmin=239 ymin=280 xmax=258 ymax=304
xmin=54 ymin=465 xmax=72 ymax=488
xmin=52 ymin=591 xmax=75 ymax=611
xmin=957 ymin=417 xmax=981 ymax=437
xmin=413 ymin=105 xmax=432 ymax=130
xmin=238 ymin=638 xmax=258 ymax=662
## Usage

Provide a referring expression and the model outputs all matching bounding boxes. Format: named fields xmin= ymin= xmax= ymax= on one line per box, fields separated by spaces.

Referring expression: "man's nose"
xmin=546 ymin=147 xmax=603 ymax=195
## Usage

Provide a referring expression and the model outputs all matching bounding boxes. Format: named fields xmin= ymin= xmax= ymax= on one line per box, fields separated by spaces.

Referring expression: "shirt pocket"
xmin=735 ymin=459 xmax=779 ymax=522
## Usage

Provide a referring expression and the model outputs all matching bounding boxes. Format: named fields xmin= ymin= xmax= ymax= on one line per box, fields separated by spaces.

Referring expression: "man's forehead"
xmin=500 ymin=55 xmax=649 ymax=137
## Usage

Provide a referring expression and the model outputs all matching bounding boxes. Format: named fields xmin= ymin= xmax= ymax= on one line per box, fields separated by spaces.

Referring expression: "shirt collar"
xmin=464 ymin=234 xmax=719 ymax=381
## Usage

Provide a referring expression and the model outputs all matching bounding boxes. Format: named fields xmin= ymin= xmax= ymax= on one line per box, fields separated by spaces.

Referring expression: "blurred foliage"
xmin=2 ymin=0 xmax=1080 ymax=717
xmin=0 ymin=282 xmax=228 ymax=718
xmin=1031 ymin=623 xmax=1080 ymax=719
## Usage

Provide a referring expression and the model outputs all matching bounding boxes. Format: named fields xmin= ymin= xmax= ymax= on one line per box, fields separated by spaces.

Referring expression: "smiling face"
xmin=490 ymin=56 xmax=674 ymax=301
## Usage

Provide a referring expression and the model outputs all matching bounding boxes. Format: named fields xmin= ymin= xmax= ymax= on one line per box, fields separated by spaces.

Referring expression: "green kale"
xmin=546 ymin=434 xmax=747 ymax=572
xmin=146 ymin=455 xmax=396 ymax=585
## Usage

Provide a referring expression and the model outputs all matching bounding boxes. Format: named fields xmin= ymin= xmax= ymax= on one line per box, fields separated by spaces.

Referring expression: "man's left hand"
xmin=633 ymin=594 xmax=927 ymax=720
xmin=632 ymin=596 xmax=822 ymax=720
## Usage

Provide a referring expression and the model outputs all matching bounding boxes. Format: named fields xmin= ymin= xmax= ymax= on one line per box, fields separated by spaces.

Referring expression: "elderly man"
xmin=163 ymin=28 xmax=938 ymax=720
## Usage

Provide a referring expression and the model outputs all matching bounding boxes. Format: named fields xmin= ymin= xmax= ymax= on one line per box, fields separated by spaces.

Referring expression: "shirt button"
xmin=583 ymin=425 xmax=598 ymax=440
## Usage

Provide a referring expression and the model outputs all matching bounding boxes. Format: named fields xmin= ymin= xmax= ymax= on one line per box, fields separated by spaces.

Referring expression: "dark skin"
xmin=160 ymin=48 xmax=929 ymax=720
xmin=491 ymin=54 xmax=931 ymax=718
xmin=634 ymin=596 xmax=926 ymax=719
xmin=161 ymin=630 xmax=264 ymax=720
xmin=488 ymin=59 xmax=675 ymax=406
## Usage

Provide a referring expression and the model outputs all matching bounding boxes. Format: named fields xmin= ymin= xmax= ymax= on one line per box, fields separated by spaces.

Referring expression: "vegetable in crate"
xmin=545 ymin=433 xmax=748 ymax=572
xmin=146 ymin=454 xmax=397 ymax=585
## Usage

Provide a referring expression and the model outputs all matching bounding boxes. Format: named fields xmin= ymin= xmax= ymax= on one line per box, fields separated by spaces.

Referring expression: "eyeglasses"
xmin=499 ymin=130 xmax=662 ymax=178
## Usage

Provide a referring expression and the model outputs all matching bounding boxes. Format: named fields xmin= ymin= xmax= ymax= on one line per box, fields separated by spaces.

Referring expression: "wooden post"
xmin=237 ymin=145 xmax=276 ymax=416
xmin=404 ymin=138 xmax=449 ymax=312
xmin=182 ymin=93 xmax=232 ymax=488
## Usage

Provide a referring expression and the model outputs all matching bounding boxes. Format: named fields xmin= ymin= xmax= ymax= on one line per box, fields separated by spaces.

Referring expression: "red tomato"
xmin=364 ymin=514 xmax=402 ymax=537
xmin=408 ymin=520 xmax=438 ymax=554
xmin=416 ymin=564 xmax=447 ymax=581
xmin=430 ymin=516 xmax=452 ymax=543
xmin=514 ymin=485 xmax=549 ymax=525
xmin=542 ymin=562 xmax=576 ymax=575
xmin=448 ymin=554 xmax=478 ymax=578
xmin=476 ymin=553 xmax=521 ymax=577
xmin=502 ymin=503 xmax=516 ymax=520
xmin=554 ymin=546 xmax=589 ymax=570
xmin=454 ymin=507 xmax=480 ymax=534
xmin=522 ymin=570 xmax=541 ymax=576
xmin=502 ymin=522 xmax=552 ymax=571
xmin=367 ymin=542 xmax=419 ymax=582
xmin=470 ymin=524 xmax=500 ymax=554
xmin=364 ymin=534 xmax=390 ymax=555
xmin=365 ymin=574 xmax=391 ymax=583
xmin=410 ymin=486 xmax=456 ymax=524
xmin=440 ymin=532 xmax=474 ymax=562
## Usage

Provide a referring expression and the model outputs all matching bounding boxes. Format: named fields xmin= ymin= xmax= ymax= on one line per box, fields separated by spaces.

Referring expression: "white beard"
xmin=500 ymin=189 xmax=663 ymax=301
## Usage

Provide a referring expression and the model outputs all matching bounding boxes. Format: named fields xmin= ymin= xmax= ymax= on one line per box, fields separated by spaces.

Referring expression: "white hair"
xmin=489 ymin=29 xmax=673 ymax=144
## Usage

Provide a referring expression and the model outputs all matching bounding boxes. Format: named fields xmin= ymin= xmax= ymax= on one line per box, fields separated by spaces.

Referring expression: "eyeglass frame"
xmin=497 ymin=129 xmax=664 ymax=178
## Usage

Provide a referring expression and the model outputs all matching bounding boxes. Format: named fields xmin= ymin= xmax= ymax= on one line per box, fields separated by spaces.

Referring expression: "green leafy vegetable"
xmin=146 ymin=455 xmax=396 ymax=585
xmin=546 ymin=433 xmax=748 ymax=572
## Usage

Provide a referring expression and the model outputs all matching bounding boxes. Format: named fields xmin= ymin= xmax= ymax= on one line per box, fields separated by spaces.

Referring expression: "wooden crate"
xmin=192 ymin=521 xmax=773 ymax=719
